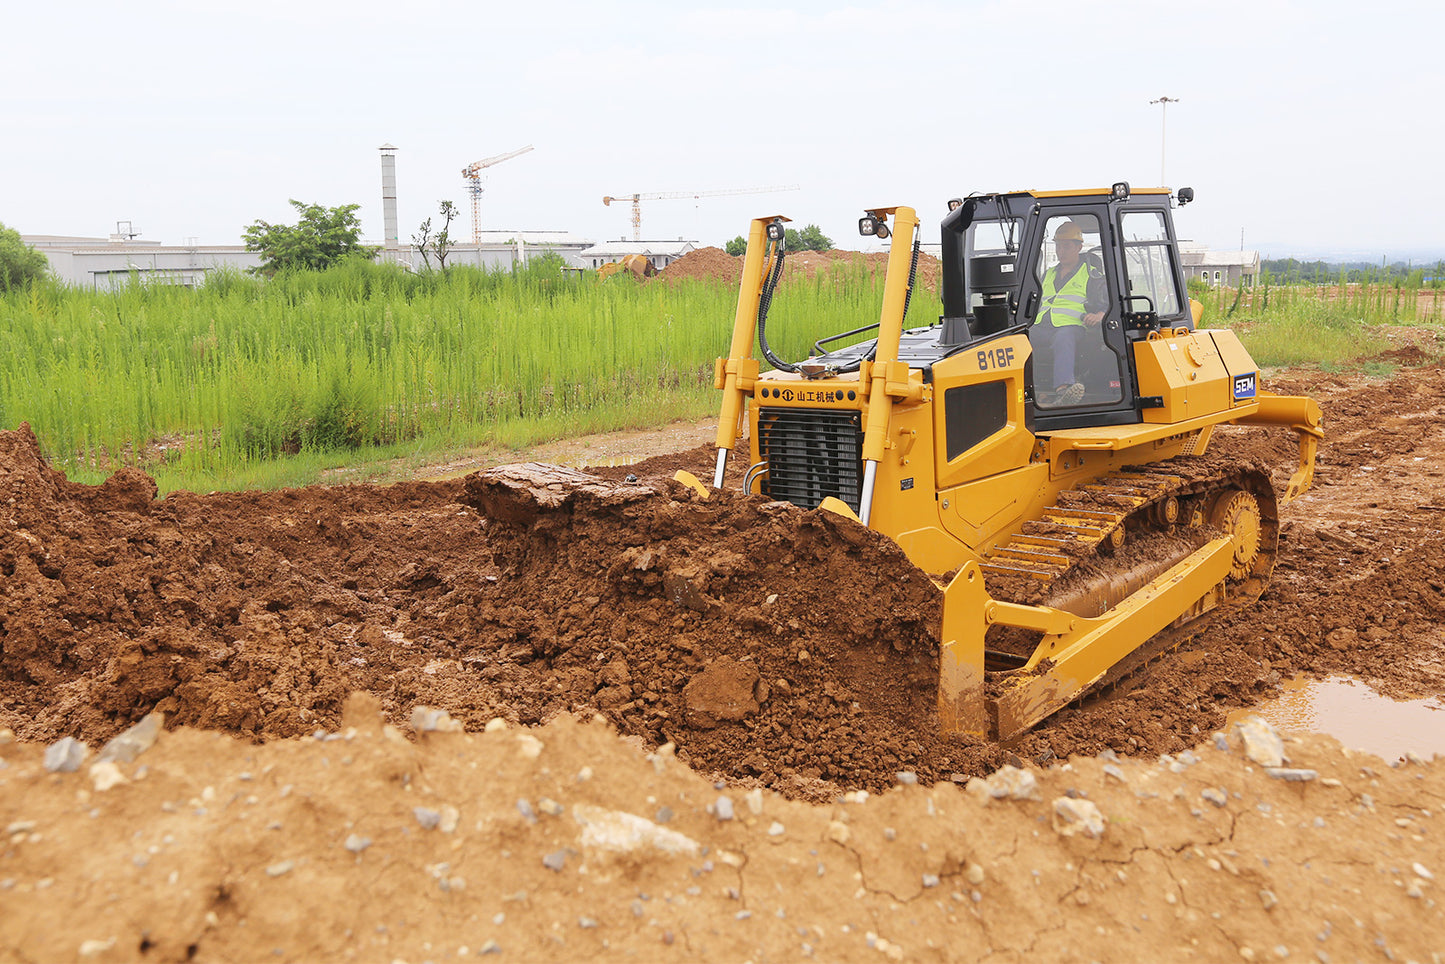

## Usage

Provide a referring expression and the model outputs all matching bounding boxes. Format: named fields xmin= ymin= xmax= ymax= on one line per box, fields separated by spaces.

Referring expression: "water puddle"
xmin=1230 ymin=675 xmax=1445 ymax=762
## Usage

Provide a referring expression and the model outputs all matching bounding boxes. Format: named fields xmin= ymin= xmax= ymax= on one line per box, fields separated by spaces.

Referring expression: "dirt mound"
xmin=0 ymin=430 xmax=951 ymax=797
xmin=654 ymin=246 xmax=741 ymax=285
xmin=658 ymin=246 xmax=942 ymax=295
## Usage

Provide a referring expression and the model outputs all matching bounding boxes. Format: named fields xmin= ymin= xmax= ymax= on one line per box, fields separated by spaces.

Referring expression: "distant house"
xmin=27 ymin=230 xmax=596 ymax=287
xmin=1179 ymin=242 xmax=1260 ymax=287
xmin=24 ymin=235 xmax=262 ymax=289
xmin=578 ymin=240 xmax=698 ymax=273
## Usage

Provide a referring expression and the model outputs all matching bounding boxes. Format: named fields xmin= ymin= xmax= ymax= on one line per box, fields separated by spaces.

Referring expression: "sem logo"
xmin=1233 ymin=373 xmax=1257 ymax=400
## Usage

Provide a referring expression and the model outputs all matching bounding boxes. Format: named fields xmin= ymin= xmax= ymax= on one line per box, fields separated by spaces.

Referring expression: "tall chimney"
xmin=379 ymin=144 xmax=399 ymax=256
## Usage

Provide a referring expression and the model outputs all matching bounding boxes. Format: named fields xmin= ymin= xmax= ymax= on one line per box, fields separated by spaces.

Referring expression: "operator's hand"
xmin=1084 ymin=311 xmax=1105 ymax=325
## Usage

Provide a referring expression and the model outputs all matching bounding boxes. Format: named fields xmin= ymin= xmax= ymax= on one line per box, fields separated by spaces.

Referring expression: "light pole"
xmin=1150 ymin=96 xmax=1179 ymax=186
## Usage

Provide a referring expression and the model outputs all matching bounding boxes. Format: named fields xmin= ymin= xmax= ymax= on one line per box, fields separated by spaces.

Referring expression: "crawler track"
xmin=979 ymin=456 xmax=1280 ymax=673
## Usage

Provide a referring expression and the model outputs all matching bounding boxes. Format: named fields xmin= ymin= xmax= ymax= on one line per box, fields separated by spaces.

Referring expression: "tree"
xmin=0 ymin=222 xmax=48 ymax=290
xmin=724 ymin=235 xmax=747 ymax=257
xmin=785 ymin=224 xmax=833 ymax=252
xmin=242 ymin=200 xmax=375 ymax=275
xmin=432 ymin=201 xmax=459 ymax=271
xmin=412 ymin=217 xmax=434 ymax=270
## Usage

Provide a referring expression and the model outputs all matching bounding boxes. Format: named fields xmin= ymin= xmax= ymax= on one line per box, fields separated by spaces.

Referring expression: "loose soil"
xmin=657 ymin=246 xmax=942 ymax=295
xmin=3 ymin=358 xmax=1444 ymax=962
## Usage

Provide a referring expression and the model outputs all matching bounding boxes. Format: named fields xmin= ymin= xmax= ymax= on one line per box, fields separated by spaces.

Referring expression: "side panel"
xmin=931 ymin=334 xmax=1035 ymax=491
xmin=1132 ymin=330 xmax=1236 ymax=424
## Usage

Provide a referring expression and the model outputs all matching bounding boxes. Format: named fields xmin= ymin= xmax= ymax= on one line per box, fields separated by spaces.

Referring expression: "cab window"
xmin=1120 ymin=211 xmax=1182 ymax=318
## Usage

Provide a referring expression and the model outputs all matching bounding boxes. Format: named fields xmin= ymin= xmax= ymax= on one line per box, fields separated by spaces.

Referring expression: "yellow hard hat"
xmin=1054 ymin=222 xmax=1085 ymax=243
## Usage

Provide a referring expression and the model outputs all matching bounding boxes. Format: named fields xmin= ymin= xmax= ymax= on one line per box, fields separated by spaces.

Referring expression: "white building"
xmin=1179 ymin=242 xmax=1260 ymax=287
xmin=26 ymin=230 xmax=596 ymax=288
xmin=24 ymin=235 xmax=262 ymax=289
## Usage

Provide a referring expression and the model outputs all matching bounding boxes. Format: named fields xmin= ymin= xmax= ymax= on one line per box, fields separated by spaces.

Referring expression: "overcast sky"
xmin=7 ymin=1 xmax=1442 ymax=261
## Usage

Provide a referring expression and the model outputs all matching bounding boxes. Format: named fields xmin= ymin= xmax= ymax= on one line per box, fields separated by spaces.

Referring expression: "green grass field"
xmin=2 ymin=257 xmax=930 ymax=491
xmin=3 ymin=259 xmax=1437 ymax=493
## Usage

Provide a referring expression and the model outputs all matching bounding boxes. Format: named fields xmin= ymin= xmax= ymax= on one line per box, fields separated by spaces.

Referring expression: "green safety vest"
xmin=1036 ymin=262 xmax=1100 ymax=329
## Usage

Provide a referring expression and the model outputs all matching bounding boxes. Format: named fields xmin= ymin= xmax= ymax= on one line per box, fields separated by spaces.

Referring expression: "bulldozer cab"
xmin=940 ymin=186 xmax=1192 ymax=430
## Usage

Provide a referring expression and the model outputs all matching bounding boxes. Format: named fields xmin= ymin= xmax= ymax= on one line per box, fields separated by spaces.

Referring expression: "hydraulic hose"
xmin=755 ymin=237 xmax=798 ymax=373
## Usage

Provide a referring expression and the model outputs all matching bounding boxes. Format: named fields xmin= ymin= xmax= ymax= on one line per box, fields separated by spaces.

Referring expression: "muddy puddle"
xmin=1231 ymin=674 xmax=1445 ymax=762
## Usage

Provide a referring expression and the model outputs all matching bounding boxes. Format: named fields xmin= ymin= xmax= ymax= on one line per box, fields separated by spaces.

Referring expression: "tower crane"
xmin=462 ymin=145 xmax=534 ymax=243
xmin=602 ymin=185 xmax=800 ymax=241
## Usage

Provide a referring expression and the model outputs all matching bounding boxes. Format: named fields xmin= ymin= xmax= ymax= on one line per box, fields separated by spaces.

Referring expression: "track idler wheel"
xmin=1209 ymin=488 xmax=1263 ymax=582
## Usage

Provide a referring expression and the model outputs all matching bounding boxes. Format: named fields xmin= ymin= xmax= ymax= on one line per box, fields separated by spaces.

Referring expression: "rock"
xmin=895 ymin=771 xmax=918 ymax=786
xmin=713 ymin=796 xmax=735 ymax=821
xmin=969 ymin=765 xmax=1040 ymax=802
xmin=344 ymin=835 xmax=372 ymax=853
xmin=266 ymin=860 xmax=295 ymax=877
xmin=573 ymin=805 xmax=700 ymax=856
xmin=682 ymin=656 xmax=760 ymax=728
xmin=88 ymin=762 xmax=127 ymax=792
xmin=1201 ymin=788 xmax=1229 ymax=808
xmin=542 ymin=851 xmax=568 ymax=872
xmin=1412 ymin=862 xmax=1434 ymax=881
xmin=96 ymin=712 xmax=164 ymax=764
xmin=43 ymin=737 xmax=88 ymax=773
xmin=1234 ymin=717 xmax=1286 ymax=767
xmin=1264 ymin=767 xmax=1318 ymax=782
xmin=1051 ymin=797 xmax=1106 ymax=839
xmin=414 ymin=807 xmax=442 ymax=830
xmin=410 ymin=706 xmax=464 ymax=734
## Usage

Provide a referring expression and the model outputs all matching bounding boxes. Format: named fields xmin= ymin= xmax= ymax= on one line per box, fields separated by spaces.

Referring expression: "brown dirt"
xmin=658 ymin=246 xmax=942 ymax=295
xmin=3 ymin=358 xmax=1445 ymax=961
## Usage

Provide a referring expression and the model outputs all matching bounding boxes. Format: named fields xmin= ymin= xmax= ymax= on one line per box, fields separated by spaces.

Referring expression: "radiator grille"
xmin=757 ymin=407 xmax=863 ymax=511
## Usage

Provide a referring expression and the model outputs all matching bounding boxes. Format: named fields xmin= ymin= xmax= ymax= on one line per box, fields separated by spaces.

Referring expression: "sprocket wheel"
xmin=1209 ymin=488 xmax=1262 ymax=581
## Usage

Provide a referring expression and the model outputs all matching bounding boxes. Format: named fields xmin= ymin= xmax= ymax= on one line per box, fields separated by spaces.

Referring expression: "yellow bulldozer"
xmin=705 ymin=185 xmax=1322 ymax=741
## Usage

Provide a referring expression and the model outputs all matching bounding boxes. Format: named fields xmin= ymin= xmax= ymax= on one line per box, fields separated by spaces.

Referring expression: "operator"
xmin=1033 ymin=222 xmax=1107 ymax=404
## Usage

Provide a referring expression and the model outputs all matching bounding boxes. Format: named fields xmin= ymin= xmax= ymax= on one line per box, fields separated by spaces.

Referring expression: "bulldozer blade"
xmin=940 ymin=536 xmax=1236 ymax=741
xmin=990 ymin=536 xmax=1236 ymax=741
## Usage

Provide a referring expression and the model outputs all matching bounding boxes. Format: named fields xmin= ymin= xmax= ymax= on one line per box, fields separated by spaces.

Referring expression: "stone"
xmin=1264 ymin=767 xmax=1318 ymax=783
xmin=43 ymin=737 xmax=88 ymax=774
xmin=1202 ymin=788 xmax=1229 ymax=808
xmin=572 ymin=805 xmax=700 ymax=857
xmin=344 ymin=835 xmax=372 ymax=853
xmin=409 ymin=706 xmax=464 ymax=734
xmin=970 ymin=765 xmax=1040 ymax=802
xmin=1234 ymin=717 xmax=1286 ymax=767
xmin=414 ymin=807 xmax=442 ymax=830
xmin=1051 ymin=797 xmax=1106 ymax=839
xmin=714 ymin=796 xmax=735 ymax=821
xmin=89 ymin=762 xmax=128 ymax=792
xmin=96 ymin=712 xmax=164 ymax=764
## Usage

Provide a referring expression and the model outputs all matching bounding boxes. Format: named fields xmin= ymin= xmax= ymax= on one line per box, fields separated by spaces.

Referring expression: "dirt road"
xmin=2 ymin=359 xmax=1443 ymax=961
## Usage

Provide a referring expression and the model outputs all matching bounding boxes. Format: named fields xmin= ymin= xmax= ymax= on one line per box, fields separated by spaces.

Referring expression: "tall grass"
xmin=1193 ymin=280 xmax=1435 ymax=367
xmin=1 ymin=257 xmax=939 ymax=490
